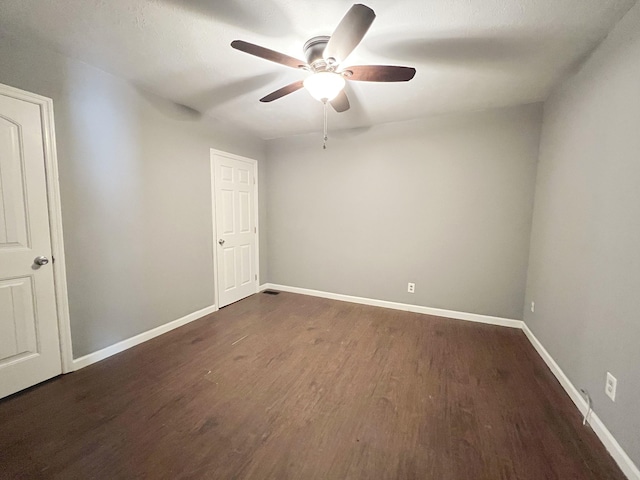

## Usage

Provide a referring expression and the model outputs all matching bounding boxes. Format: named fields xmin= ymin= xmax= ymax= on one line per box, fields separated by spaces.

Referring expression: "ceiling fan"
xmin=230 ymin=4 xmax=416 ymax=113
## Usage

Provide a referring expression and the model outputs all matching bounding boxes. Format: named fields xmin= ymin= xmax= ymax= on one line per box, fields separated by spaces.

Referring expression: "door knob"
xmin=34 ymin=256 xmax=49 ymax=266
xmin=218 ymin=239 xmax=225 ymax=246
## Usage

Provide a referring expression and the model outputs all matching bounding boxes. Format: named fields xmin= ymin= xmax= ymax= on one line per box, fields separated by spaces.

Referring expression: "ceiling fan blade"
xmin=260 ymin=81 xmax=305 ymax=102
xmin=345 ymin=65 xmax=416 ymax=82
xmin=231 ymin=40 xmax=307 ymax=69
xmin=330 ymin=90 xmax=350 ymax=113
xmin=324 ymin=4 xmax=376 ymax=64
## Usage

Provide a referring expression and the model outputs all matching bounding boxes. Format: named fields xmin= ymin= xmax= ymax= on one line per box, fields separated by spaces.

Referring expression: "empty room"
xmin=0 ymin=0 xmax=639 ymax=478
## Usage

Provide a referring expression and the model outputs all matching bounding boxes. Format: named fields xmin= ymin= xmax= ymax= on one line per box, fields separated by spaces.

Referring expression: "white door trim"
xmin=209 ymin=148 xmax=260 ymax=309
xmin=0 ymin=83 xmax=73 ymax=373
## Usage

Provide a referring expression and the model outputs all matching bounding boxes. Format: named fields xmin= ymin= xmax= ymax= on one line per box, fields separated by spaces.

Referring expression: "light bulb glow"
xmin=303 ymin=72 xmax=346 ymax=102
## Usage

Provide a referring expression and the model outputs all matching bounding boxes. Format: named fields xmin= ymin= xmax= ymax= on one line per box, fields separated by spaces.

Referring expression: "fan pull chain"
xmin=323 ymin=100 xmax=328 ymax=150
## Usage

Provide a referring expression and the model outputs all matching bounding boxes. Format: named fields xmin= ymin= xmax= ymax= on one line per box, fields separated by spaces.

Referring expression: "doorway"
xmin=210 ymin=149 xmax=259 ymax=308
xmin=0 ymin=83 xmax=72 ymax=399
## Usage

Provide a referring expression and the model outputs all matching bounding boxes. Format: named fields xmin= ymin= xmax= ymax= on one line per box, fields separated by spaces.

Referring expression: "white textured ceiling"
xmin=0 ymin=0 xmax=636 ymax=139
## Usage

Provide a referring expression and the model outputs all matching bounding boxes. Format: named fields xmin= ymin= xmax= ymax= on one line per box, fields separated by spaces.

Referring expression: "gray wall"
xmin=0 ymin=36 xmax=267 ymax=358
xmin=266 ymin=104 xmax=542 ymax=320
xmin=524 ymin=2 xmax=640 ymax=466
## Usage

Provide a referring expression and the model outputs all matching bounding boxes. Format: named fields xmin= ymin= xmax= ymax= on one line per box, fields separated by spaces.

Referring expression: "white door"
xmin=212 ymin=152 xmax=258 ymax=308
xmin=0 ymin=92 xmax=62 ymax=398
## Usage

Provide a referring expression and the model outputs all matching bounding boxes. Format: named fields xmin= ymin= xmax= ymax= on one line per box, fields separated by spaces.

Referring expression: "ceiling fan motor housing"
xmin=303 ymin=36 xmax=332 ymax=71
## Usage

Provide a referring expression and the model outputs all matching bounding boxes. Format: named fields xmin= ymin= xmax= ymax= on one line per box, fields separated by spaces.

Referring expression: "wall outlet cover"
xmin=605 ymin=372 xmax=617 ymax=401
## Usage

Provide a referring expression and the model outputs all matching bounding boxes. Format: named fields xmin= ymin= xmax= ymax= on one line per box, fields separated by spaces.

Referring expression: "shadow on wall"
xmin=62 ymin=62 xmax=147 ymax=352
xmin=134 ymin=87 xmax=203 ymax=121
xmin=133 ymin=70 xmax=283 ymax=120
xmin=179 ymin=72 xmax=281 ymax=113
xmin=62 ymin=61 xmax=228 ymax=355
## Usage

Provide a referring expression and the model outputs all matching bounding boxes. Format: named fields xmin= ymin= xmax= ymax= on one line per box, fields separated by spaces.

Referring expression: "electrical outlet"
xmin=605 ymin=372 xmax=617 ymax=401
xmin=407 ymin=282 xmax=415 ymax=294
xmin=531 ymin=301 xmax=535 ymax=313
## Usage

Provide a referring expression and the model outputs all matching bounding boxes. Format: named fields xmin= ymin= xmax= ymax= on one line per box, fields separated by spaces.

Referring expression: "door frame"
xmin=209 ymin=149 xmax=260 ymax=309
xmin=0 ymin=83 xmax=73 ymax=373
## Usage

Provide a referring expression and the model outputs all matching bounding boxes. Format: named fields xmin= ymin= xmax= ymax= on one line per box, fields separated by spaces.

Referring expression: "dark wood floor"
xmin=0 ymin=292 xmax=625 ymax=479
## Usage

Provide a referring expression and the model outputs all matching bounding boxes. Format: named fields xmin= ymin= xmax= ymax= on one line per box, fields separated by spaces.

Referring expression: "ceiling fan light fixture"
xmin=303 ymin=72 xmax=346 ymax=102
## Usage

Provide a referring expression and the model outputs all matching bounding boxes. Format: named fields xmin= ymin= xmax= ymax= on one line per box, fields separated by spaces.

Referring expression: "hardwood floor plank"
xmin=0 ymin=292 xmax=627 ymax=479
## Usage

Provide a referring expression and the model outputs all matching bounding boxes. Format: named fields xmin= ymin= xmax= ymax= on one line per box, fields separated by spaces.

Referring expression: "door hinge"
xmin=52 ymin=256 xmax=56 ymax=264
xmin=254 ymin=227 xmax=257 ymax=234
xmin=255 ymin=274 xmax=257 ymax=281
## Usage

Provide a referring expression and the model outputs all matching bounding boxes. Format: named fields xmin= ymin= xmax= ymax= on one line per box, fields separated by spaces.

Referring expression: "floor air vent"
xmin=262 ymin=290 xmax=280 ymax=295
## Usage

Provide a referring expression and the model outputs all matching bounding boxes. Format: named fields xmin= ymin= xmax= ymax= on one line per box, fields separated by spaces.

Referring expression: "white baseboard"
xmin=72 ymin=304 xmax=218 ymax=370
xmin=522 ymin=323 xmax=640 ymax=480
xmin=260 ymin=283 xmax=523 ymax=328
